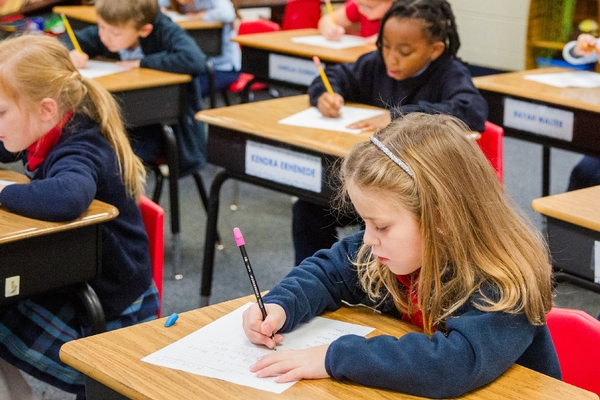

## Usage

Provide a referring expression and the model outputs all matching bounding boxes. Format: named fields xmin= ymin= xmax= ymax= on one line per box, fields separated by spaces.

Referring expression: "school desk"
xmin=231 ymin=28 xmax=376 ymax=101
xmin=52 ymin=5 xmax=224 ymax=57
xmin=472 ymin=67 xmax=600 ymax=197
xmin=95 ymin=67 xmax=191 ymax=277
xmin=59 ymin=293 xmax=598 ymax=400
xmin=195 ymin=94 xmax=377 ymax=304
xmin=0 ymin=169 xmax=117 ymax=329
xmin=532 ymin=185 xmax=600 ymax=293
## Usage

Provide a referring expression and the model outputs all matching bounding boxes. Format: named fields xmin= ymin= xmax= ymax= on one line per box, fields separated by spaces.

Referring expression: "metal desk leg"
xmin=200 ymin=170 xmax=229 ymax=307
xmin=542 ymin=145 xmax=551 ymax=197
xmin=162 ymin=125 xmax=183 ymax=280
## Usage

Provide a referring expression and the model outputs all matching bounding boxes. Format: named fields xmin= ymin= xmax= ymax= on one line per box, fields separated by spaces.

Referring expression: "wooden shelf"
xmin=526 ymin=0 xmax=600 ymax=70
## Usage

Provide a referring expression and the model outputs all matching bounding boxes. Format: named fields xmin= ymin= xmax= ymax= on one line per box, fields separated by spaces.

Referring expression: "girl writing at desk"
xmin=242 ymin=113 xmax=561 ymax=398
xmin=0 ymin=35 xmax=158 ymax=398
xmin=295 ymin=0 xmax=488 ymax=265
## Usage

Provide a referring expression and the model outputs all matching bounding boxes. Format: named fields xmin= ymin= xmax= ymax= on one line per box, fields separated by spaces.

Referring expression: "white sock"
xmin=0 ymin=358 xmax=38 ymax=400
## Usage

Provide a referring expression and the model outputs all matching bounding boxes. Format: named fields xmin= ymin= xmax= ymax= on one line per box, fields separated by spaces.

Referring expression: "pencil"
xmin=325 ymin=0 xmax=337 ymax=25
xmin=313 ymin=56 xmax=335 ymax=98
xmin=61 ymin=14 xmax=82 ymax=53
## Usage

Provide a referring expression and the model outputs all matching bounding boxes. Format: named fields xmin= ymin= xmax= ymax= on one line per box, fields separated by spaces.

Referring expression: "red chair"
xmin=139 ymin=195 xmax=165 ymax=317
xmin=546 ymin=307 xmax=600 ymax=396
xmin=477 ymin=121 xmax=504 ymax=182
xmin=281 ymin=0 xmax=321 ymax=30
xmin=218 ymin=19 xmax=281 ymax=106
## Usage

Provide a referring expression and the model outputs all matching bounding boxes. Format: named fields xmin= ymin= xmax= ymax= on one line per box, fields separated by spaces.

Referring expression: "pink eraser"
xmin=312 ymin=56 xmax=321 ymax=66
xmin=233 ymin=227 xmax=245 ymax=247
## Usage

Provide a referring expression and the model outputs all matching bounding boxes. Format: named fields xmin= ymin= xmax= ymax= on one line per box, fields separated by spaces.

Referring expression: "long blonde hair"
xmin=339 ymin=113 xmax=553 ymax=334
xmin=0 ymin=35 xmax=145 ymax=201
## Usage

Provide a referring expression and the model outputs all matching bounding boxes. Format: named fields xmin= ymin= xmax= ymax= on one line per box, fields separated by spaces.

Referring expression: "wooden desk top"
xmin=196 ymin=95 xmax=376 ymax=157
xmin=93 ymin=67 xmax=191 ymax=92
xmin=472 ymin=67 xmax=600 ymax=114
xmin=531 ymin=185 xmax=600 ymax=232
xmin=0 ymin=170 xmax=118 ymax=244
xmin=232 ymin=29 xmax=376 ymax=64
xmin=60 ymin=294 xmax=597 ymax=399
xmin=53 ymin=5 xmax=222 ymax=30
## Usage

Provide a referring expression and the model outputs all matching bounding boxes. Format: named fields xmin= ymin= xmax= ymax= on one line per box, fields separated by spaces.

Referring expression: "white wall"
xmin=449 ymin=0 xmax=530 ymax=71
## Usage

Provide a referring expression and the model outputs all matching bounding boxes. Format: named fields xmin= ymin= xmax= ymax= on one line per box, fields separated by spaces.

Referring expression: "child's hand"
xmin=575 ymin=33 xmax=598 ymax=56
xmin=242 ymin=303 xmax=285 ymax=349
xmin=116 ymin=60 xmax=141 ymax=69
xmin=322 ymin=23 xmax=345 ymax=41
xmin=317 ymin=92 xmax=344 ymax=118
xmin=250 ymin=344 xmax=330 ymax=382
xmin=346 ymin=110 xmax=392 ymax=132
xmin=69 ymin=50 xmax=89 ymax=69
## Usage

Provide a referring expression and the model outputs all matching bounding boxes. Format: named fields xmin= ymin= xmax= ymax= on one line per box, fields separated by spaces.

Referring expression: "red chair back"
xmin=139 ymin=195 xmax=165 ymax=317
xmin=238 ymin=19 xmax=280 ymax=35
xmin=477 ymin=121 xmax=504 ymax=182
xmin=281 ymin=0 xmax=321 ymax=30
xmin=546 ymin=307 xmax=600 ymax=396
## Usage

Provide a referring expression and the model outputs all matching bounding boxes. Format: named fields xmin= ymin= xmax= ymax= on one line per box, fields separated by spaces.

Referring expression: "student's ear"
xmin=138 ymin=23 xmax=153 ymax=38
xmin=39 ymin=98 xmax=59 ymax=122
xmin=429 ymin=41 xmax=446 ymax=61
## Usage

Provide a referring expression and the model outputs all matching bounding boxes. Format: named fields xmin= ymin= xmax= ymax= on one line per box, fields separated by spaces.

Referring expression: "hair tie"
xmin=369 ymin=135 xmax=415 ymax=179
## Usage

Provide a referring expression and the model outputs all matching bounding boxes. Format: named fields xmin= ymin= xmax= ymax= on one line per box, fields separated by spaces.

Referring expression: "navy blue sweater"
xmin=0 ymin=114 xmax=152 ymax=319
xmin=61 ymin=13 xmax=208 ymax=176
xmin=308 ymin=52 xmax=488 ymax=132
xmin=66 ymin=12 xmax=206 ymax=76
xmin=264 ymin=232 xmax=561 ymax=398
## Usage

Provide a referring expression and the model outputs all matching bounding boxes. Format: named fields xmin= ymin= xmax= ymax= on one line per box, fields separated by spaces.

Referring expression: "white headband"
xmin=369 ymin=136 xmax=415 ymax=179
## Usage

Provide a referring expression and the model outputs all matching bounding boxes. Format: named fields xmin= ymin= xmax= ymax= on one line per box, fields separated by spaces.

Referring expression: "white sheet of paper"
xmin=524 ymin=71 xmax=600 ymax=88
xmin=291 ymin=35 xmax=367 ymax=49
xmin=163 ymin=10 xmax=194 ymax=22
xmin=78 ymin=61 xmax=130 ymax=79
xmin=0 ymin=180 xmax=16 ymax=186
xmin=278 ymin=106 xmax=386 ymax=134
xmin=142 ymin=303 xmax=374 ymax=394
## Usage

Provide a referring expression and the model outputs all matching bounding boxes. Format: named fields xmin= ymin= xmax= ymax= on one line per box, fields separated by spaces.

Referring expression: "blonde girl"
xmin=0 ymin=35 xmax=158 ymax=397
xmin=242 ymin=113 xmax=560 ymax=397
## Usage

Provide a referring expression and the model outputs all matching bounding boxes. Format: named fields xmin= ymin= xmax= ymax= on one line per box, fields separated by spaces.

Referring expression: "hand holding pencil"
xmin=318 ymin=0 xmax=345 ymax=41
xmin=313 ymin=56 xmax=344 ymax=118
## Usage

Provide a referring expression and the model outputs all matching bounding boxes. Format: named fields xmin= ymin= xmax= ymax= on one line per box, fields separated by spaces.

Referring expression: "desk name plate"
xmin=595 ymin=241 xmax=600 ymax=284
xmin=269 ymin=54 xmax=320 ymax=86
xmin=503 ymin=98 xmax=574 ymax=141
xmin=245 ymin=140 xmax=322 ymax=193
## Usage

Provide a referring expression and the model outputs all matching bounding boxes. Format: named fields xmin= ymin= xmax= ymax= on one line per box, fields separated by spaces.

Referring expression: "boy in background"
xmin=64 ymin=0 xmax=208 ymax=176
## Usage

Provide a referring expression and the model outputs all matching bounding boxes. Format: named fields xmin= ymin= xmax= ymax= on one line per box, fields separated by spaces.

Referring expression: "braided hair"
xmin=376 ymin=0 xmax=460 ymax=58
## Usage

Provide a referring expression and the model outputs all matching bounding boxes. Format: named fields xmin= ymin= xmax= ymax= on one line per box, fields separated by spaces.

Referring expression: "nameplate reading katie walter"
xmin=503 ymin=98 xmax=574 ymax=142
xmin=245 ymin=140 xmax=322 ymax=193
xmin=142 ymin=303 xmax=374 ymax=394
xmin=269 ymin=53 xmax=320 ymax=86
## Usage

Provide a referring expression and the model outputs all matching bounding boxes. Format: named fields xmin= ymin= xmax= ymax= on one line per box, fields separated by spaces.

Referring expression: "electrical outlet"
xmin=5 ymin=276 xmax=20 ymax=297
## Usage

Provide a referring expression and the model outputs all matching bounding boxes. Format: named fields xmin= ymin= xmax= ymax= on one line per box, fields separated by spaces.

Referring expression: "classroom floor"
xmin=22 ymin=88 xmax=600 ymax=399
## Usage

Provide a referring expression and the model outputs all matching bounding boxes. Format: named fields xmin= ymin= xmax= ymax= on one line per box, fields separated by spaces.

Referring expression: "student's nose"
xmin=363 ymin=227 xmax=379 ymax=246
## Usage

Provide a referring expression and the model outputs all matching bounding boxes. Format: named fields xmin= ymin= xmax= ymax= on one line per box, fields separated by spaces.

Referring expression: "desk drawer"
xmin=0 ymin=225 xmax=100 ymax=305
xmin=547 ymin=217 xmax=600 ymax=282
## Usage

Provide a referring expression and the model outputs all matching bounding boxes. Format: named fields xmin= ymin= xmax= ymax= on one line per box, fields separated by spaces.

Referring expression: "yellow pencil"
xmin=313 ymin=56 xmax=335 ymax=97
xmin=325 ymin=0 xmax=337 ymax=25
xmin=61 ymin=14 xmax=82 ymax=53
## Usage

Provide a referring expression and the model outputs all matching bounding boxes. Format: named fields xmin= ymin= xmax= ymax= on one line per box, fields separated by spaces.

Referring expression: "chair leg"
xmin=191 ymin=171 xmax=222 ymax=249
xmin=220 ymin=89 xmax=231 ymax=106
xmin=230 ymin=181 xmax=239 ymax=211
xmin=151 ymin=166 xmax=164 ymax=204
xmin=161 ymin=125 xmax=183 ymax=279
xmin=75 ymin=282 xmax=106 ymax=335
